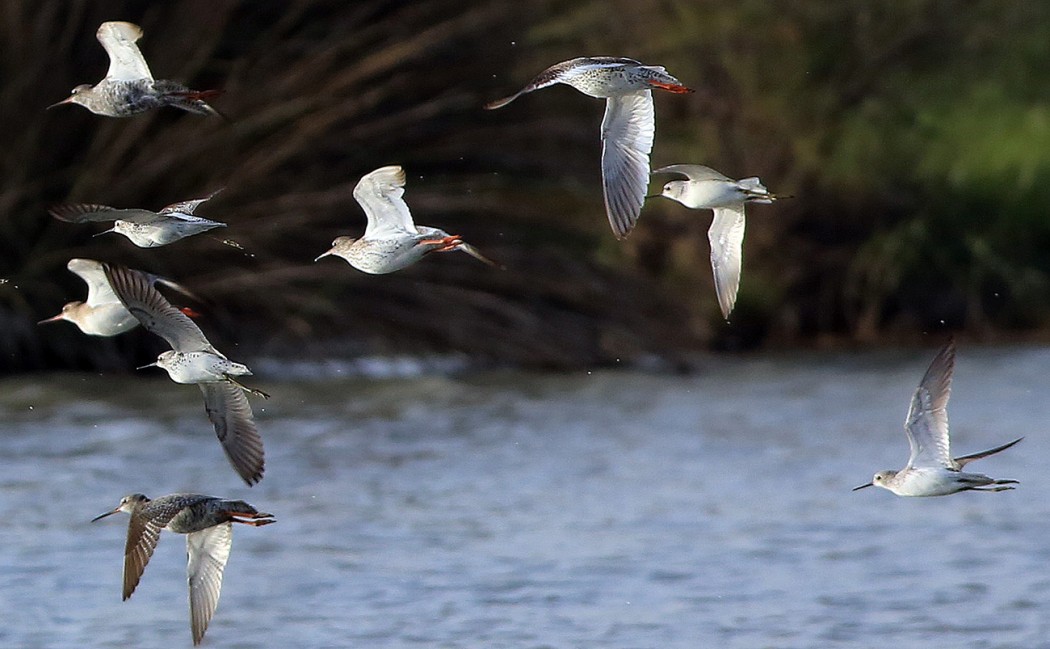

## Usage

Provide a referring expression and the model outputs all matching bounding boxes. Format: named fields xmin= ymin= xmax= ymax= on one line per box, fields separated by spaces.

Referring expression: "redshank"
xmin=92 ymin=493 xmax=274 ymax=645
xmin=650 ymin=164 xmax=785 ymax=319
xmin=49 ymin=190 xmax=226 ymax=248
xmin=485 ymin=57 xmax=692 ymax=239
xmin=315 ymin=165 xmax=499 ymax=273
xmin=38 ymin=258 xmax=195 ymax=337
xmin=49 ymin=21 xmax=222 ymax=118
xmin=853 ymin=339 xmax=1022 ymax=496
xmin=102 ymin=263 xmax=267 ymax=485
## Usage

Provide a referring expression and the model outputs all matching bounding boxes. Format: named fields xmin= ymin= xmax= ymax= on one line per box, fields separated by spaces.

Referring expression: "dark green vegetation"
xmin=2 ymin=0 xmax=1048 ymax=371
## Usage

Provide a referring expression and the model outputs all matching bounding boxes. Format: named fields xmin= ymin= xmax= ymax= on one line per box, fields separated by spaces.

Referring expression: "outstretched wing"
xmin=103 ymin=263 xmax=212 ymax=352
xmin=49 ymin=204 xmax=163 ymax=225
xmin=161 ymin=189 xmax=224 ymax=216
xmin=653 ymin=164 xmax=732 ymax=183
xmin=186 ymin=523 xmax=233 ymax=646
xmin=708 ymin=205 xmax=747 ymax=319
xmin=353 ymin=166 xmax=418 ymax=238
xmin=200 ymin=382 xmax=264 ymax=486
xmin=66 ymin=258 xmax=120 ymax=306
xmin=600 ymin=90 xmax=655 ymax=239
xmin=904 ymin=340 xmax=955 ymax=469
xmin=97 ymin=21 xmax=153 ymax=82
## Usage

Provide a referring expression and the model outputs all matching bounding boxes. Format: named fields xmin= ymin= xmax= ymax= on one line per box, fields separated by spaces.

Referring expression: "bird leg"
xmin=647 ymin=80 xmax=694 ymax=94
xmin=231 ymin=516 xmax=275 ymax=526
xmin=418 ymin=235 xmax=464 ymax=252
xmin=225 ymin=377 xmax=270 ymax=399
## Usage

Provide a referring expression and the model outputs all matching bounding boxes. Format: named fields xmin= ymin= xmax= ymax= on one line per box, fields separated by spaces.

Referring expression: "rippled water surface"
xmin=2 ymin=345 xmax=1049 ymax=648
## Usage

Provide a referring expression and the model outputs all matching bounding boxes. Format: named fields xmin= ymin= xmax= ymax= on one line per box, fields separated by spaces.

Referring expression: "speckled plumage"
xmin=92 ymin=493 xmax=274 ymax=645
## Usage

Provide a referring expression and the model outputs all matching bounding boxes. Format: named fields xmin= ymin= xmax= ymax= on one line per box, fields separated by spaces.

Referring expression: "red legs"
xmin=648 ymin=80 xmax=694 ymax=94
xmin=417 ymin=235 xmax=464 ymax=253
xmin=171 ymin=89 xmax=224 ymax=101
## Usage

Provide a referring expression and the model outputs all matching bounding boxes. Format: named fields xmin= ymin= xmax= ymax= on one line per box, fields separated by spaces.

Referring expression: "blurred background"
xmin=3 ymin=0 xmax=1049 ymax=372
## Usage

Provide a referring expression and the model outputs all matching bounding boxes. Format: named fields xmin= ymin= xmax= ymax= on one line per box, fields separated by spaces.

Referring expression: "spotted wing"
xmin=200 ymin=382 xmax=264 ymax=486
xmin=161 ymin=189 xmax=224 ymax=216
xmin=102 ymin=263 xmax=212 ymax=352
xmin=186 ymin=523 xmax=233 ymax=646
xmin=353 ymin=165 xmax=418 ymax=238
xmin=97 ymin=21 xmax=153 ymax=82
xmin=652 ymin=164 xmax=732 ymax=183
xmin=600 ymin=90 xmax=655 ymax=239
xmin=904 ymin=339 xmax=955 ymax=469
xmin=708 ymin=205 xmax=747 ymax=320
xmin=48 ymin=204 xmax=164 ymax=225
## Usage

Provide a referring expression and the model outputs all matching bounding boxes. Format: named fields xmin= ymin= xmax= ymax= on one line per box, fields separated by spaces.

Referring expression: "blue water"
xmin=1 ymin=344 xmax=1048 ymax=648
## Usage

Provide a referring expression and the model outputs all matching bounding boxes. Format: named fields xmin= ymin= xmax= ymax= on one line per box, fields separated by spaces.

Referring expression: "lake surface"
xmin=1 ymin=344 xmax=1048 ymax=648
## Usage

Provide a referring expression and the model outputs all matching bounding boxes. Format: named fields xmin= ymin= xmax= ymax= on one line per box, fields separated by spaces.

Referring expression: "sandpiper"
xmin=853 ymin=339 xmax=1021 ymax=497
xmin=102 ymin=263 xmax=267 ymax=485
xmin=38 ymin=258 xmax=195 ymax=337
xmin=48 ymin=21 xmax=222 ymax=118
xmin=315 ymin=165 xmax=499 ymax=273
xmin=49 ymin=190 xmax=226 ymax=248
xmin=485 ymin=57 xmax=692 ymax=239
xmin=650 ymin=164 xmax=785 ymax=319
xmin=92 ymin=493 xmax=274 ymax=645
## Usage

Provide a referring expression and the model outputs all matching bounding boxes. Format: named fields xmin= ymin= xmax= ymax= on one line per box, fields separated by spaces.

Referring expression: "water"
xmin=2 ymin=345 xmax=1049 ymax=648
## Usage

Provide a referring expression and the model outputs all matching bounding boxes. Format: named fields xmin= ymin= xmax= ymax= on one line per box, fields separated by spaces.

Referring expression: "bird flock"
xmin=37 ymin=20 xmax=1022 ymax=646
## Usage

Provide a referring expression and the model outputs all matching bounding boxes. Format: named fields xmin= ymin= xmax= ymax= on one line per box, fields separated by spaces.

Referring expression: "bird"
xmin=650 ymin=164 xmax=785 ymax=319
xmin=38 ymin=258 xmax=195 ymax=336
xmin=48 ymin=21 xmax=222 ymax=118
xmin=92 ymin=493 xmax=274 ymax=645
xmin=485 ymin=57 xmax=692 ymax=239
xmin=49 ymin=190 xmax=226 ymax=248
xmin=852 ymin=339 xmax=1021 ymax=497
xmin=314 ymin=165 xmax=500 ymax=273
xmin=102 ymin=263 xmax=267 ymax=486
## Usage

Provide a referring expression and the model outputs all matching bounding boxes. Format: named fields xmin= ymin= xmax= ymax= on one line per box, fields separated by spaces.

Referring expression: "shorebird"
xmin=48 ymin=21 xmax=221 ymax=118
xmin=49 ymin=190 xmax=226 ymax=248
xmin=650 ymin=164 xmax=784 ymax=319
xmin=485 ymin=57 xmax=692 ymax=239
xmin=92 ymin=493 xmax=274 ymax=645
xmin=314 ymin=165 xmax=499 ymax=273
xmin=102 ymin=263 xmax=267 ymax=485
xmin=853 ymin=339 xmax=1021 ymax=497
xmin=38 ymin=258 xmax=195 ymax=337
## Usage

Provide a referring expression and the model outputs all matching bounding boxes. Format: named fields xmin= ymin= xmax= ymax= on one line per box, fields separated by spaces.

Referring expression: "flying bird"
xmin=315 ymin=165 xmax=499 ymax=273
xmin=49 ymin=21 xmax=222 ymax=117
xmin=92 ymin=493 xmax=274 ymax=645
xmin=485 ymin=57 xmax=692 ymax=239
xmin=103 ymin=263 xmax=267 ymax=486
xmin=650 ymin=164 xmax=785 ymax=319
xmin=853 ymin=339 xmax=1021 ymax=497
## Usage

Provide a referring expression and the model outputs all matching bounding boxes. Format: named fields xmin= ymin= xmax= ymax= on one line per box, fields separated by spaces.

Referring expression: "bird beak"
xmin=91 ymin=507 xmax=121 ymax=522
xmin=851 ymin=482 xmax=873 ymax=491
xmin=47 ymin=96 xmax=75 ymax=110
xmin=314 ymin=250 xmax=333 ymax=262
xmin=644 ymin=193 xmax=661 ymax=200
xmin=37 ymin=313 xmax=65 ymax=325
xmin=136 ymin=362 xmax=159 ymax=370
xmin=92 ymin=228 xmax=116 ymax=237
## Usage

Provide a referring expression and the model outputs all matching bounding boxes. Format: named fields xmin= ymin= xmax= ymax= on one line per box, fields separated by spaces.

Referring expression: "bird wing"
xmin=600 ymin=90 xmax=655 ymax=239
xmin=97 ymin=21 xmax=153 ymax=82
xmin=102 ymin=263 xmax=212 ymax=352
xmin=200 ymin=382 xmax=264 ymax=486
xmin=122 ymin=503 xmax=184 ymax=600
xmin=48 ymin=204 xmax=163 ymax=225
xmin=186 ymin=523 xmax=233 ymax=646
xmin=66 ymin=258 xmax=120 ymax=306
xmin=708 ymin=205 xmax=747 ymax=319
xmin=353 ymin=165 xmax=418 ymax=238
xmin=903 ymin=340 xmax=955 ymax=469
xmin=161 ymin=189 xmax=224 ymax=216
xmin=652 ymin=164 xmax=732 ymax=183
